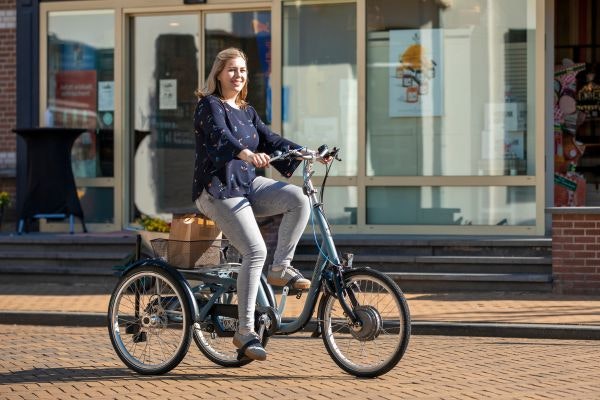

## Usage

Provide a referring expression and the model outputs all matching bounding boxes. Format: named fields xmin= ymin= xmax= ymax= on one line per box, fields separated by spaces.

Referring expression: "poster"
xmin=389 ymin=29 xmax=443 ymax=117
xmin=159 ymin=79 xmax=177 ymax=110
xmin=98 ymin=81 xmax=114 ymax=111
xmin=54 ymin=70 xmax=97 ymax=128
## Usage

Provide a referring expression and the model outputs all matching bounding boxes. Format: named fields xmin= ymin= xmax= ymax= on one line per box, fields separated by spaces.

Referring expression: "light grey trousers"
xmin=195 ymin=176 xmax=310 ymax=334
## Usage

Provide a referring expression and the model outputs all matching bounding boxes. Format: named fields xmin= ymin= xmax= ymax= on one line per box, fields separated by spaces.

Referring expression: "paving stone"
xmin=0 ymin=326 xmax=599 ymax=398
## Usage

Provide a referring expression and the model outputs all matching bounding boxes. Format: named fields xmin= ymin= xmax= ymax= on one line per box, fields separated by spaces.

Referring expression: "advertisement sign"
xmin=53 ymin=70 xmax=97 ymax=128
xmin=389 ymin=29 xmax=443 ymax=117
xmin=159 ymin=79 xmax=177 ymax=110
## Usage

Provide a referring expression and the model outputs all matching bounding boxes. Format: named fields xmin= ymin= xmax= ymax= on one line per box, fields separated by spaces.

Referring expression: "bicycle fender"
xmin=120 ymin=258 xmax=201 ymax=322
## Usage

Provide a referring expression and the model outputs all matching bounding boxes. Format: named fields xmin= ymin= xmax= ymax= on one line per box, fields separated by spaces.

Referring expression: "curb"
xmin=2 ymin=311 xmax=600 ymax=340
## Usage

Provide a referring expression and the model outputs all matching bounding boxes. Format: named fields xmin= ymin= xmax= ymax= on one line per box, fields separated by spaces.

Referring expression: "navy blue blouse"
xmin=192 ymin=95 xmax=300 ymax=201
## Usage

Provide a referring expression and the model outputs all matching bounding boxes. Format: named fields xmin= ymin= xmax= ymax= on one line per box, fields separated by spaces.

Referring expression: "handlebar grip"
xmin=317 ymin=144 xmax=329 ymax=158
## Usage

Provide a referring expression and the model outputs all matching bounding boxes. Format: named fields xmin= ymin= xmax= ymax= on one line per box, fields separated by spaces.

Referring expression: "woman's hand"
xmin=319 ymin=154 xmax=333 ymax=165
xmin=238 ymin=149 xmax=270 ymax=168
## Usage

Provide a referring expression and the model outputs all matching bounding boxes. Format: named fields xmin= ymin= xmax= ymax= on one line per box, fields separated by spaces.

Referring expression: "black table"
xmin=13 ymin=127 xmax=88 ymax=234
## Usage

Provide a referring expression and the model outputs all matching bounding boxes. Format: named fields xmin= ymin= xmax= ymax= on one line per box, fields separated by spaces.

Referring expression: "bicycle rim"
xmin=320 ymin=269 xmax=410 ymax=378
xmin=108 ymin=267 xmax=191 ymax=374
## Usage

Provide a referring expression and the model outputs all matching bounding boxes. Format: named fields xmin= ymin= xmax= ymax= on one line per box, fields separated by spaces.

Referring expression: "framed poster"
xmin=159 ymin=79 xmax=177 ymax=110
xmin=389 ymin=29 xmax=443 ymax=117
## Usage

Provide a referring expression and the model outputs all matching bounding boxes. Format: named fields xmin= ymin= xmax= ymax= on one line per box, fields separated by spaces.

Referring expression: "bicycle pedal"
xmin=236 ymin=349 xmax=250 ymax=361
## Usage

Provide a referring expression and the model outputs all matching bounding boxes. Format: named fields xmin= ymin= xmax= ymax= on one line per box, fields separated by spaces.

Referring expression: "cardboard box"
xmin=168 ymin=214 xmax=222 ymax=268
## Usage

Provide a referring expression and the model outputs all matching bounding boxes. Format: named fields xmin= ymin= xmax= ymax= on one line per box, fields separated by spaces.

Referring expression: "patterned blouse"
xmin=192 ymin=94 xmax=300 ymax=201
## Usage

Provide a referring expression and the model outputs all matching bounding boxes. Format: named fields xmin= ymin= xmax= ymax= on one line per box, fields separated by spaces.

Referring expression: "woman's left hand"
xmin=319 ymin=154 xmax=333 ymax=165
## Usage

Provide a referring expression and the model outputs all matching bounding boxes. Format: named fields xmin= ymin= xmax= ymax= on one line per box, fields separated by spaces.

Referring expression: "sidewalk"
xmin=1 ymin=281 xmax=600 ymax=339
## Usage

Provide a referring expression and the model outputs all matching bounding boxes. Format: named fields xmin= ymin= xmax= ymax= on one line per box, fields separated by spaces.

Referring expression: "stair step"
xmin=0 ymin=250 xmax=129 ymax=260
xmin=0 ymin=265 xmax=119 ymax=276
xmin=293 ymin=254 xmax=550 ymax=264
xmin=386 ymin=272 xmax=552 ymax=283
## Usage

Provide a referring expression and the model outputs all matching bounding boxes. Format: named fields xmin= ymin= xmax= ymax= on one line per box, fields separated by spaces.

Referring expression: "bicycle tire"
xmin=318 ymin=267 xmax=411 ymax=378
xmin=192 ymin=272 xmax=271 ymax=367
xmin=108 ymin=264 xmax=192 ymax=375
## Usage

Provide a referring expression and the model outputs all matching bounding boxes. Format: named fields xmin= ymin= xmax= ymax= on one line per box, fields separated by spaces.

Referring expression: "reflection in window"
xmin=282 ymin=2 xmax=357 ymax=176
xmin=205 ymin=11 xmax=272 ymax=122
xmin=366 ymin=0 xmax=536 ymax=177
xmin=131 ymin=14 xmax=199 ymax=221
xmin=47 ymin=10 xmax=115 ymax=179
xmin=367 ymin=186 xmax=535 ymax=226
xmin=318 ymin=187 xmax=357 ymax=225
xmin=78 ymin=187 xmax=114 ymax=223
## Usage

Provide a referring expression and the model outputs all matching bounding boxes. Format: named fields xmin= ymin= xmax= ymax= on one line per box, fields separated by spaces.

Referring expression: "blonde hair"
xmin=195 ymin=47 xmax=248 ymax=108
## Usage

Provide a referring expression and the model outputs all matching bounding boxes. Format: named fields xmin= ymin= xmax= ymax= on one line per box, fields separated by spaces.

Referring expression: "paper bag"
xmin=168 ymin=214 xmax=222 ymax=268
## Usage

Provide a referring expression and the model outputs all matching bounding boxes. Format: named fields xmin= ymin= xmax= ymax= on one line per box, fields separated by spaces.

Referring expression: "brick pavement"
xmin=1 ymin=325 xmax=600 ymax=399
xmin=1 ymin=282 xmax=600 ymax=325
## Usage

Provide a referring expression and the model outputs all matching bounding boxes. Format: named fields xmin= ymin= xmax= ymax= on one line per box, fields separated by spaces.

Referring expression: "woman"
xmin=193 ymin=48 xmax=312 ymax=361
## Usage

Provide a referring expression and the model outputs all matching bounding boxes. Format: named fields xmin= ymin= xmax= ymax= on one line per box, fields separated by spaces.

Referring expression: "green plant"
xmin=138 ymin=215 xmax=170 ymax=232
xmin=0 ymin=192 xmax=10 ymax=208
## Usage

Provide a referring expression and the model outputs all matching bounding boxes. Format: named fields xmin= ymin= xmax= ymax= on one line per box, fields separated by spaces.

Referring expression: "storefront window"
xmin=318 ymin=187 xmax=358 ymax=225
xmin=47 ymin=10 xmax=115 ymax=223
xmin=367 ymin=186 xmax=535 ymax=226
xmin=131 ymin=14 xmax=199 ymax=220
xmin=205 ymin=11 xmax=272 ymax=122
xmin=282 ymin=2 xmax=357 ymax=176
xmin=366 ymin=0 xmax=536 ymax=177
xmin=131 ymin=11 xmax=271 ymax=221
xmin=47 ymin=10 xmax=115 ymax=179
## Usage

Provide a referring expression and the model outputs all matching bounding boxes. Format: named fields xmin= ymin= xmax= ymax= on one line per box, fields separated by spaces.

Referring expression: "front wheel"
xmin=318 ymin=268 xmax=411 ymax=378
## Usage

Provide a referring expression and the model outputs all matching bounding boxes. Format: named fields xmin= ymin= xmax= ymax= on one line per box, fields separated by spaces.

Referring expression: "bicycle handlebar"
xmin=269 ymin=145 xmax=340 ymax=164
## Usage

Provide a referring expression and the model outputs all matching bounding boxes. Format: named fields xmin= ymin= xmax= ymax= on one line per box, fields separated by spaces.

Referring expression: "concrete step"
xmin=292 ymin=254 xmax=551 ymax=274
xmin=388 ymin=275 xmax=553 ymax=292
xmin=0 ymin=234 xmax=135 ymax=254
xmin=0 ymin=232 xmax=554 ymax=292
xmin=0 ymin=250 xmax=130 ymax=271
xmin=296 ymin=235 xmax=552 ymax=257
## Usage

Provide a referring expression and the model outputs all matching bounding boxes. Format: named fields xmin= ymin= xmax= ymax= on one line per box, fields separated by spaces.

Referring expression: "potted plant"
xmin=0 ymin=191 xmax=11 ymax=230
xmin=136 ymin=214 xmax=171 ymax=257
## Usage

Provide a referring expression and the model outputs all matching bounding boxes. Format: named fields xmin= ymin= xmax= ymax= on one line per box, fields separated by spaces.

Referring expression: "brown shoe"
xmin=267 ymin=266 xmax=310 ymax=290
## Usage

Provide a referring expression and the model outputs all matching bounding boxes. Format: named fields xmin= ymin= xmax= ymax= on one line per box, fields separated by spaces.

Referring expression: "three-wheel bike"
xmin=108 ymin=146 xmax=410 ymax=378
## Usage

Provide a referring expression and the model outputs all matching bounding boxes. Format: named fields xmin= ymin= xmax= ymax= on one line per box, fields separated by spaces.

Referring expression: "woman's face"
xmin=217 ymin=56 xmax=247 ymax=98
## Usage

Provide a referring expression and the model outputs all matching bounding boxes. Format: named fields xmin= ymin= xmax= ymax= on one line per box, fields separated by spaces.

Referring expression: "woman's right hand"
xmin=238 ymin=149 xmax=270 ymax=168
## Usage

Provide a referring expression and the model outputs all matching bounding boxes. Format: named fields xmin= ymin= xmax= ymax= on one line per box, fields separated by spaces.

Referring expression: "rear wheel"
xmin=192 ymin=270 xmax=271 ymax=367
xmin=319 ymin=268 xmax=411 ymax=378
xmin=108 ymin=265 xmax=191 ymax=375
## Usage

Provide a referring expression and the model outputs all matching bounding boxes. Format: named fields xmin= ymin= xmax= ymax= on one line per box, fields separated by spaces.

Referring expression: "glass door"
xmin=45 ymin=10 xmax=116 ymax=231
xmin=129 ymin=9 xmax=271 ymax=224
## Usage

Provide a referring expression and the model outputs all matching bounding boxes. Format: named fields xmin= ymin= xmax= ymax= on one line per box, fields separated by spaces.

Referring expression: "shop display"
xmin=553 ymin=59 xmax=587 ymax=206
xmin=577 ymin=72 xmax=600 ymax=118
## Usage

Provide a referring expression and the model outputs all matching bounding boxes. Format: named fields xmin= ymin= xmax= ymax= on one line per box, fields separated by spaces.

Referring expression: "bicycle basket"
xmin=150 ymin=238 xmax=241 ymax=269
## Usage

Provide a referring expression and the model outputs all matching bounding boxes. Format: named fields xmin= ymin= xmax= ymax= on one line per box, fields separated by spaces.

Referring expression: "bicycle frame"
xmin=276 ymin=157 xmax=343 ymax=335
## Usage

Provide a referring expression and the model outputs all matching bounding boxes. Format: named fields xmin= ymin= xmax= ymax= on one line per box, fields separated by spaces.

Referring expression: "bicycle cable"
xmin=309 ymin=195 xmax=335 ymax=265
xmin=308 ymin=158 xmax=337 ymax=266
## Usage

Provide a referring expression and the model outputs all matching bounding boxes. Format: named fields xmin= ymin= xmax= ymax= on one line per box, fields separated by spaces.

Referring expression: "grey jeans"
xmin=195 ymin=176 xmax=310 ymax=334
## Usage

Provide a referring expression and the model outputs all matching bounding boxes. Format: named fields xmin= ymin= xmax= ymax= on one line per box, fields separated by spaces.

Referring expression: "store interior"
xmin=554 ymin=0 xmax=600 ymax=206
